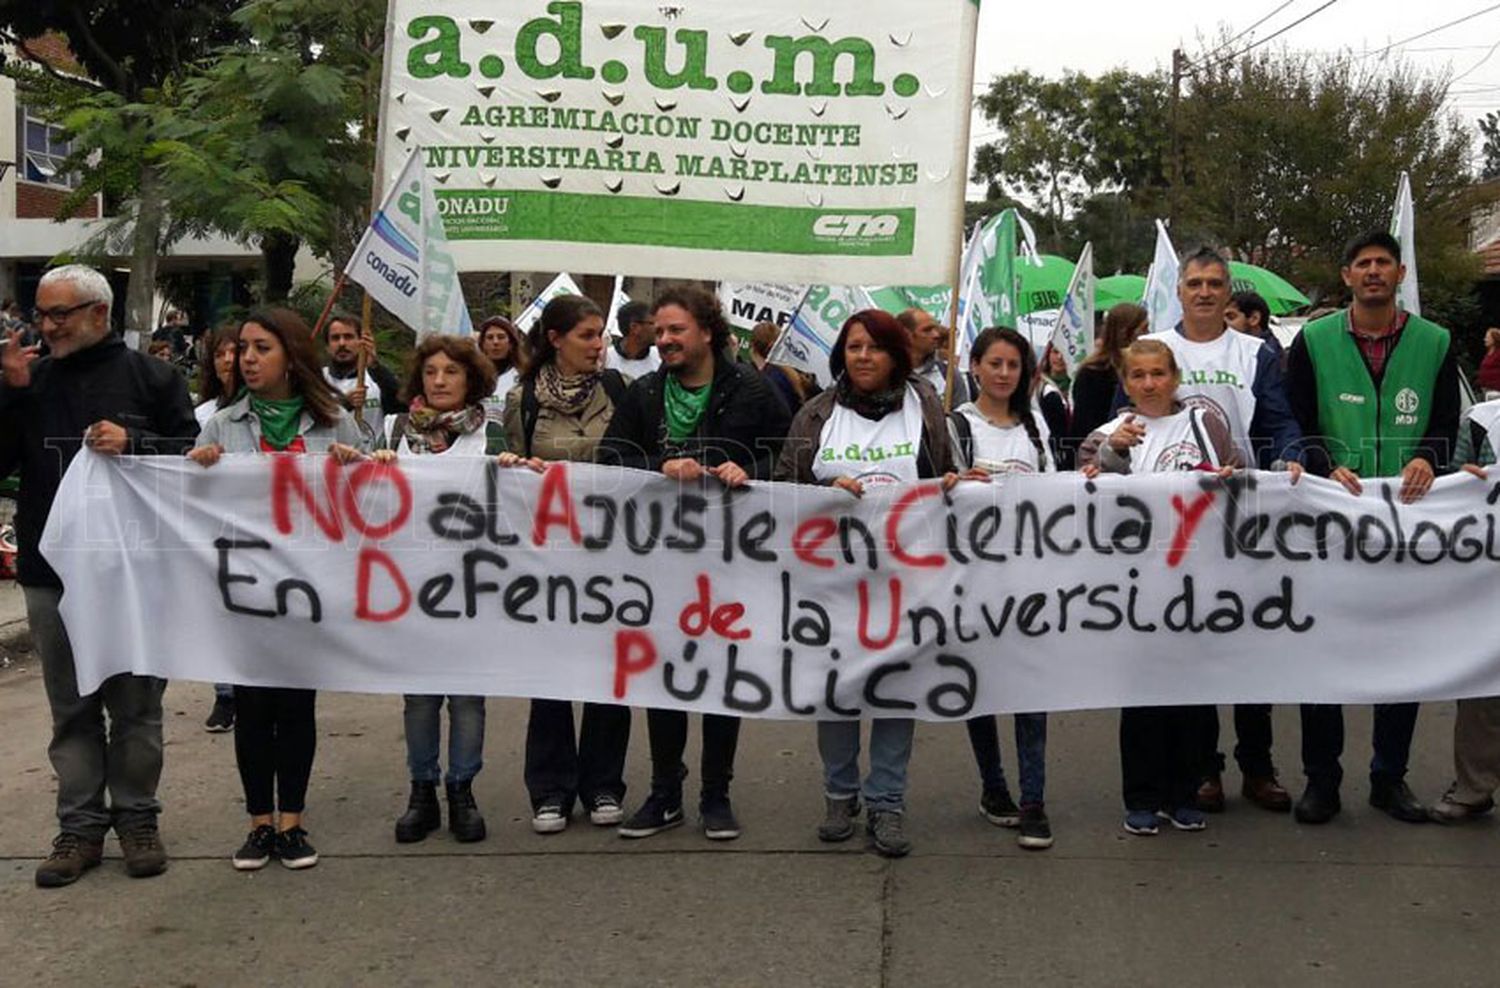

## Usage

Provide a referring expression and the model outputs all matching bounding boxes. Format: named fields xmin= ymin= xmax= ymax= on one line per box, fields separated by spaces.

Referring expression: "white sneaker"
xmin=532 ymin=802 xmax=568 ymax=834
xmin=589 ymin=795 xmax=624 ymax=827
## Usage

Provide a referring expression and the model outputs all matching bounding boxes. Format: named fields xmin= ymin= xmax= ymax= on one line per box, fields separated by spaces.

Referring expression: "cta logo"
xmin=812 ymin=213 xmax=901 ymax=241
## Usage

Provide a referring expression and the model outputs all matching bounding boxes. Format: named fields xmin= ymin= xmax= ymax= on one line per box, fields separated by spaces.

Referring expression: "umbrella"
xmin=1097 ymin=274 xmax=1147 ymax=310
xmin=1228 ymin=261 xmax=1310 ymax=316
xmin=1016 ymin=254 xmax=1075 ymax=315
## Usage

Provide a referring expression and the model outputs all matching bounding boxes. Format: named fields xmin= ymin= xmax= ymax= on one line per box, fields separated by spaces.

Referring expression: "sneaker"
xmin=617 ymin=794 xmax=684 ymax=839
xmin=531 ymin=800 xmax=568 ymax=835
xmin=276 ymin=827 xmax=319 ymax=869
xmin=1429 ymin=786 xmax=1495 ymax=824
xmin=203 ymin=696 xmax=235 ymax=733
xmin=818 ymin=794 xmax=861 ymax=843
xmin=1123 ymin=810 xmax=1160 ymax=836
xmin=232 ymin=825 xmax=277 ymax=871
xmin=588 ymin=794 xmax=625 ymax=827
xmin=980 ymin=786 xmax=1021 ymax=828
xmin=1017 ymin=804 xmax=1053 ymax=850
xmin=35 ymin=832 xmax=104 ymax=888
xmin=867 ymin=810 xmax=912 ymax=858
xmin=700 ymin=795 xmax=742 ymax=840
xmin=117 ymin=822 xmax=168 ymax=878
xmin=1158 ymin=806 xmax=1208 ymax=831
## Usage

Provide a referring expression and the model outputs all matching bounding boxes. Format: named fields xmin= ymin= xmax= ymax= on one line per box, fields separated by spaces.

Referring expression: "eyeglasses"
xmin=32 ymin=301 xmax=100 ymax=325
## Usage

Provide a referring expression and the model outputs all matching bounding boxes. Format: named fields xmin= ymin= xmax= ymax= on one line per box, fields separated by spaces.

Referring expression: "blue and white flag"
xmin=768 ymin=284 xmax=876 ymax=385
xmin=1050 ymin=242 xmax=1095 ymax=374
xmin=1143 ymin=220 xmax=1182 ymax=333
xmin=514 ymin=272 xmax=585 ymax=334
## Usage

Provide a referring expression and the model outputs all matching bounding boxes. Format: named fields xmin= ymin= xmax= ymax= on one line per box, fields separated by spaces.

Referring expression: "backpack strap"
xmin=600 ymin=369 xmax=629 ymax=408
xmin=1188 ymin=407 xmax=1220 ymax=469
xmin=520 ymin=378 xmax=540 ymax=458
xmin=946 ymin=409 xmax=975 ymax=471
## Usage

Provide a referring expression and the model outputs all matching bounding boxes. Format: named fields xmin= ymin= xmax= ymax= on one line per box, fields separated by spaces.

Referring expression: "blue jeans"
xmin=403 ymin=695 xmax=486 ymax=784
xmin=818 ymin=719 xmax=914 ymax=813
xmin=966 ymin=713 xmax=1048 ymax=806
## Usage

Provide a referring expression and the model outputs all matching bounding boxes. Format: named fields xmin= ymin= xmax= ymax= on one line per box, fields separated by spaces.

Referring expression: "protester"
xmin=193 ymin=323 xmax=245 ymax=734
xmin=1 ymin=264 xmax=195 ymax=888
xmin=323 ymin=312 xmax=404 ymax=420
xmin=1043 ymin=343 xmax=1071 ymax=398
xmin=1225 ymin=290 xmax=1284 ymax=367
xmin=1080 ymin=338 xmax=1240 ymax=836
xmin=775 ymin=309 xmax=953 ymax=857
xmin=370 ymin=335 xmax=501 ymax=844
xmin=898 ymin=307 xmax=969 ymax=405
xmin=599 ymin=285 xmax=790 ymax=841
xmin=1138 ymin=247 xmax=1304 ymax=817
xmin=1286 ymin=229 xmax=1459 ymax=826
xmin=189 ymin=307 xmax=368 ymax=870
xmin=1475 ymin=328 xmax=1500 ymax=400
xmin=1070 ymin=303 xmax=1147 ymax=448
xmin=606 ymin=299 xmax=662 ymax=378
xmin=500 ymin=295 xmax=632 ymax=835
xmin=749 ymin=320 xmax=817 ymax=416
xmin=947 ymin=327 xmax=1053 ymax=850
xmin=1033 ymin=351 xmax=1072 ymax=469
xmin=477 ymin=314 xmax=527 ymax=428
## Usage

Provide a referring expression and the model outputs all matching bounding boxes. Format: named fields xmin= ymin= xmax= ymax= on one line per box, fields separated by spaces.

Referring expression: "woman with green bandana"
xmin=188 ymin=307 xmax=368 ymax=872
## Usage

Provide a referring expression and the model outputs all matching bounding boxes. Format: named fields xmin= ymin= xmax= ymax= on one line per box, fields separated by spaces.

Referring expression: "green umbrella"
xmin=1228 ymin=261 xmax=1310 ymax=315
xmin=1016 ymin=254 xmax=1075 ymax=315
xmin=1097 ymin=274 xmax=1147 ymax=310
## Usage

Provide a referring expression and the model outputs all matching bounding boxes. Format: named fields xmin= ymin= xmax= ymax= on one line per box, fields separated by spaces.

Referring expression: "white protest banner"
xmin=345 ymin=149 xmax=474 ymax=337
xmin=379 ymin=1 xmax=978 ymax=284
xmin=768 ymin=283 xmax=875 ymax=383
xmin=44 ymin=453 xmax=1500 ymax=718
xmin=1050 ymin=242 xmax=1095 ymax=374
xmin=1391 ymin=171 xmax=1421 ymax=316
xmin=1143 ymin=219 xmax=1182 ymax=333
xmin=514 ymin=272 xmax=584 ymax=333
xmin=604 ymin=275 xmax=631 ymax=337
xmin=719 ymin=281 xmax=805 ymax=357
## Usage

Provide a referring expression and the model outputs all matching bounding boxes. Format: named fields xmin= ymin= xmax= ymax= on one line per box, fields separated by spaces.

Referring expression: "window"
xmin=21 ymin=108 xmax=77 ymax=190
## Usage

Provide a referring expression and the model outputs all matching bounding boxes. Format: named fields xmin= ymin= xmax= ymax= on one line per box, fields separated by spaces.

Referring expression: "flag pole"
xmin=943 ymin=2 xmax=981 ymax=413
xmin=352 ymin=2 xmax=400 ymax=425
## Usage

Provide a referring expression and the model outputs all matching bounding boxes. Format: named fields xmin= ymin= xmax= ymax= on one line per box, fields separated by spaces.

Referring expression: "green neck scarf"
xmin=663 ymin=373 xmax=712 ymax=441
xmin=249 ymin=393 xmax=306 ymax=450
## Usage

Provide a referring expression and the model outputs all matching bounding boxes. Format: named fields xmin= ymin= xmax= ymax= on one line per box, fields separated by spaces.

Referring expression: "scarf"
xmin=535 ymin=361 xmax=601 ymax=415
xmin=249 ymin=393 xmax=306 ymax=450
xmin=663 ymin=372 xmax=713 ymax=441
xmin=404 ymin=397 xmax=485 ymax=454
xmin=835 ymin=373 xmax=906 ymax=422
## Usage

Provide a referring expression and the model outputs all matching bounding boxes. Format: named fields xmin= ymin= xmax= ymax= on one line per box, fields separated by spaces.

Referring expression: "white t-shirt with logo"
xmin=1143 ymin=328 xmax=1262 ymax=463
xmin=607 ymin=343 xmax=661 ymax=379
xmin=323 ymin=367 xmax=383 ymax=415
xmin=954 ymin=402 xmax=1054 ymax=475
xmin=1095 ymin=407 xmax=1221 ymax=474
xmin=812 ymin=386 xmax=924 ymax=488
xmin=483 ymin=366 xmax=519 ymax=425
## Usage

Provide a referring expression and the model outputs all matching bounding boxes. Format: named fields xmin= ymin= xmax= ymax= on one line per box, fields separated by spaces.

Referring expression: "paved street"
xmin=1 ymin=580 xmax=1498 ymax=985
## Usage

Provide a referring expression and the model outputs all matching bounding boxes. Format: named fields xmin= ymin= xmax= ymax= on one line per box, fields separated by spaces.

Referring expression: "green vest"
xmin=1303 ymin=310 xmax=1449 ymax=477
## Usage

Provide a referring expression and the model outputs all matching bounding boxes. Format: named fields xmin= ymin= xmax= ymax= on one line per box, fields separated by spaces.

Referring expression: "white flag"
xmin=1143 ymin=220 xmax=1182 ymax=333
xmin=1050 ymin=242 xmax=1096 ymax=375
xmin=768 ymin=284 xmax=875 ymax=385
xmin=345 ymin=150 xmax=472 ymax=338
xmin=514 ymin=273 xmax=585 ymax=334
xmin=1391 ymin=172 xmax=1421 ymax=317
xmin=604 ymin=276 xmax=631 ymax=338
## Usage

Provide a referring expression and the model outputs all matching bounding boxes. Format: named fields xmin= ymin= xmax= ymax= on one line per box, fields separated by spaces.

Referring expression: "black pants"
xmin=1300 ymin=702 xmax=1419 ymax=792
xmin=234 ymin=686 xmax=317 ymax=816
xmin=1120 ymin=706 xmax=1198 ymax=812
xmin=1194 ymin=704 xmax=1275 ymax=779
xmin=646 ymin=709 xmax=740 ymax=802
xmin=523 ymin=699 xmax=631 ymax=812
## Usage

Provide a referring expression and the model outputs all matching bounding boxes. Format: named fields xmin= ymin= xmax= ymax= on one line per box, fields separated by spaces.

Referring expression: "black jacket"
xmin=0 ymin=335 xmax=197 ymax=587
xmin=596 ymin=352 xmax=791 ymax=479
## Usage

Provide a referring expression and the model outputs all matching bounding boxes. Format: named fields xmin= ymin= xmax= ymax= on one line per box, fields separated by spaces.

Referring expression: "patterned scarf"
xmin=535 ymin=361 xmax=601 ymax=415
xmin=835 ymin=373 xmax=906 ymax=422
xmin=403 ymin=397 xmax=486 ymax=454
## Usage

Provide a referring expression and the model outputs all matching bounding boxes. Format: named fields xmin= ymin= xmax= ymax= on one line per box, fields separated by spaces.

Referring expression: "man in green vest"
xmin=1286 ymin=229 xmax=1459 ymax=826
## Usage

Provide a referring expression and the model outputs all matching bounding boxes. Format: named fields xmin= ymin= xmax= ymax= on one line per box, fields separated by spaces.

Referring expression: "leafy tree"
xmin=1479 ymin=111 xmax=1500 ymax=181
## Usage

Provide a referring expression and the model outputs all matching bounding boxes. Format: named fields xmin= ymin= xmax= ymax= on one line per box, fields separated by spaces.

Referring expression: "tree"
xmin=0 ymin=2 xmax=241 ymax=334
xmin=1479 ymin=111 xmax=1500 ymax=181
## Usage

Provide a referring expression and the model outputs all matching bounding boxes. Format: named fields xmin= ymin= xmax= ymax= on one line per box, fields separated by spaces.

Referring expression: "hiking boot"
xmin=588 ymin=793 xmax=625 ymax=827
xmin=867 ymin=810 xmax=912 ymax=858
xmin=204 ymin=695 xmax=235 ymax=733
xmin=617 ymin=793 xmax=684 ymax=838
xmin=980 ymin=785 xmax=1021 ymax=827
xmin=818 ymin=794 xmax=861 ymax=843
xmin=35 ymin=833 xmax=104 ymax=888
xmin=233 ymin=825 xmax=277 ymax=871
xmin=394 ymin=780 xmax=441 ymax=843
xmin=117 ymin=822 xmax=168 ymax=878
xmin=276 ymin=827 xmax=319 ymax=870
xmin=446 ymin=781 xmax=487 ymax=843
xmin=1017 ymin=804 xmax=1053 ymax=850
xmin=700 ymin=794 xmax=741 ymax=841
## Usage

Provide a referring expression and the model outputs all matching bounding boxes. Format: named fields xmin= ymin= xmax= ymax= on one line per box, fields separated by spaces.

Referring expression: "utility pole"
xmin=1169 ymin=47 xmax=1185 ymax=231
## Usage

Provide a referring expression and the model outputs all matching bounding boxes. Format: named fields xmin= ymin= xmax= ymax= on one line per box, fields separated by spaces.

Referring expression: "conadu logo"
xmin=812 ymin=213 xmax=901 ymax=241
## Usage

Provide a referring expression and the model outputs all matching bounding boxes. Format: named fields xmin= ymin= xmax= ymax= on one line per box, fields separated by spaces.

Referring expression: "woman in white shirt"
xmin=192 ymin=325 xmax=239 ymax=430
xmin=477 ymin=315 xmax=526 ymax=430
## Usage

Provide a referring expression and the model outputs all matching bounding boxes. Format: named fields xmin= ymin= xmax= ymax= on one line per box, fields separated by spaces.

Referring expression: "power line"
xmin=1197 ymin=0 xmax=1301 ymax=64
xmin=1218 ymin=0 xmax=1342 ymax=63
xmin=1371 ymin=2 xmax=1500 ymax=59
xmin=1452 ymin=39 xmax=1500 ymax=84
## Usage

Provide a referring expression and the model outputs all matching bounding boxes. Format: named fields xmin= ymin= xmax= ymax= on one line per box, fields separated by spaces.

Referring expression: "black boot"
xmin=447 ymin=781 xmax=487 ymax=843
xmin=394 ymin=781 xmax=441 ymax=843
